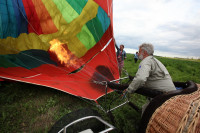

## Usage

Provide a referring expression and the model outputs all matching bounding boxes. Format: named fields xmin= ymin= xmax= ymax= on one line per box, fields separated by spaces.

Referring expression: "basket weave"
xmin=146 ymin=84 xmax=200 ymax=133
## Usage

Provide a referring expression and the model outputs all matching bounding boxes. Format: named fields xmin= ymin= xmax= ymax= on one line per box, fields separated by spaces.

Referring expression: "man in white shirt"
xmin=107 ymin=43 xmax=176 ymax=113
xmin=126 ymin=43 xmax=176 ymax=114
xmin=127 ymin=43 xmax=176 ymax=94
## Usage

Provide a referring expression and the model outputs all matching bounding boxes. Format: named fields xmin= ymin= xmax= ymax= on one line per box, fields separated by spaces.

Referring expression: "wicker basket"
xmin=146 ymin=84 xmax=200 ymax=133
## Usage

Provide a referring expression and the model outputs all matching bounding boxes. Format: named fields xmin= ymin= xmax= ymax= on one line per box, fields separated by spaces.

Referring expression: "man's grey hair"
xmin=139 ymin=43 xmax=154 ymax=55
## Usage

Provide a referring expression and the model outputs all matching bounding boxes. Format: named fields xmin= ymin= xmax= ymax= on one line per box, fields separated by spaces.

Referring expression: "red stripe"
xmin=94 ymin=0 xmax=111 ymax=14
xmin=32 ymin=0 xmax=58 ymax=34
xmin=22 ymin=0 xmax=43 ymax=34
xmin=0 ymin=67 xmax=38 ymax=77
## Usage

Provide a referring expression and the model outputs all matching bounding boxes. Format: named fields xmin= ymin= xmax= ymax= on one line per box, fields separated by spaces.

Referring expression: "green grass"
xmin=0 ymin=54 xmax=200 ymax=133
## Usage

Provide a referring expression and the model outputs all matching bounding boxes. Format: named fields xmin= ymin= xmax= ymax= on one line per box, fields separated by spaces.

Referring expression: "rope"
xmin=13 ymin=0 xmax=40 ymax=35
xmin=187 ymin=99 xmax=200 ymax=133
xmin=176 ymin=97 xmax=200 ymax=133
xmin=176 ymin=103 xmax=193 ymax=133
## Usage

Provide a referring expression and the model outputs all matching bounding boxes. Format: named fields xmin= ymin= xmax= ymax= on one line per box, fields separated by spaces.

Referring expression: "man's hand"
xmin=129 ymin=75 xmax=134 ymax=80
xmin=107 ymin=82 xmax=129 ymax=91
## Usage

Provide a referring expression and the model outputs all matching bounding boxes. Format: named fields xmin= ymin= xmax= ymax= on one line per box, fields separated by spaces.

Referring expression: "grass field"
xmin=0 ymin=54 xmax=200 ymax=133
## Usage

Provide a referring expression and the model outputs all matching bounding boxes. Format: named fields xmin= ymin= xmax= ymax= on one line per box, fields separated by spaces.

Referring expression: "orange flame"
xmin=49 ymin=39 xmax=81 ymax=68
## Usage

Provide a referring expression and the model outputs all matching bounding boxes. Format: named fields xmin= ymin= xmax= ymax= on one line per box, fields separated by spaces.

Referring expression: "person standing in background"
xmin=116 ymin=44 xmax=127 ymax=76
xmin=134 ymin=52 xmax=139 ymax=63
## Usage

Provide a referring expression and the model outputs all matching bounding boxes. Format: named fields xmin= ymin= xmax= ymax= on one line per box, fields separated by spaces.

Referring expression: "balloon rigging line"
xmin=107 ymin=0 xmax=110 ymax=17
xmin=23 ymin=74 xmax=41 ymax=78
xmin=13 ymin=0 xmax=40 ymax=36
xmin=21 ymin=79 xmax=96 ymax=83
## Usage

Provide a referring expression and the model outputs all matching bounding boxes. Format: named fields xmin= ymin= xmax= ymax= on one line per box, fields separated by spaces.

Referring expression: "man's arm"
xmin=115 ymin=44 xmax=119 ymax=51
xmin=127 ymin=60 xmax=151 ymax=93
xmin=107 ymin=75 xmax=134 ymax=90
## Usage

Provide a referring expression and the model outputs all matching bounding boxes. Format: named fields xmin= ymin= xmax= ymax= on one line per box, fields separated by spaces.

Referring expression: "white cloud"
xmin=113 ymin=0 xmax=200 ymax=58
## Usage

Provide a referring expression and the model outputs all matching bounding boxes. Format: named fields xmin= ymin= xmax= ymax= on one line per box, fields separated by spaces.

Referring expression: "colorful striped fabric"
xmin=0 ymin=0 xmax=118 ymax=100
xmin=0 ymin=0 xmax=110 ymax=57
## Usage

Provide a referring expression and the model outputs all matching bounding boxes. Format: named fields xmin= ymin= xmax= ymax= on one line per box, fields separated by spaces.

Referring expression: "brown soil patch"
xmin=31 ymin=106 xmax=59 ymax=131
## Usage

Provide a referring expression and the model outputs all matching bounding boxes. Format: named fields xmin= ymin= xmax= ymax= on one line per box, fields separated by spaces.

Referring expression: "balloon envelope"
xmin=0 ymin=0 xmax=119 ymax=100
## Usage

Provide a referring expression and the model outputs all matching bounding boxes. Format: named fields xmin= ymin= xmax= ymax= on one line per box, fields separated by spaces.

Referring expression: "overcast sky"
xmin=113 ymin=0 xmax=200 ymax=58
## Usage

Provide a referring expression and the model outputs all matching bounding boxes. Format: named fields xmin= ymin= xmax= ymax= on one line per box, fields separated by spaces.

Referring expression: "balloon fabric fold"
xmin=0 ymin=0 xmax=119 ymax=100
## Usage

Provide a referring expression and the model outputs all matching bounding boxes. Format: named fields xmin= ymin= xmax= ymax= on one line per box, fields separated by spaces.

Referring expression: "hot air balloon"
xmin=0 ymin=0 xmax=119 ymax=101
xmin=0 ymin=1 xmax=120 ymax=132
xmin=1 ymin=1 xmax=200 ymax=132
